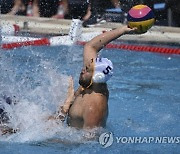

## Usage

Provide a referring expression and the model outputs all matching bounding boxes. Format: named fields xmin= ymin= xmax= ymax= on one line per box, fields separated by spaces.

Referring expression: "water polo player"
xmin=56 ymin=25 xmax=137 ymax=129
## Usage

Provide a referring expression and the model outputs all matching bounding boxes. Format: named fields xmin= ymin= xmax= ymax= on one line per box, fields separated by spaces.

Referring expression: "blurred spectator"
xmin=142 ymin=0 xmax=180 ymax=27
xmin=0 ymin=0 xmax=14 ymax=14
xmin=32 ymin=0 xmax=69 ymax=18
xmin=83 ymin=0 xmax=121 ymax=27
xmin=90 ymin=0 xmax=120 ymax=15
xmin=51 ymin=0 xmax=68 ymax=19
xmin=33 ymin=0 xmax=59 ymax=17
xmin=64 ymin=0 xmax=89 ymax=20
xmin=9 ymin=0 xmax=28 ymax=15
xmin=0 ymin=0 xmax=28 ymax=15
xmin=33 ymin=0 xmax=89 ymax=19
xmin=166 ymin=0 xmax=180 ymax=27
xmin=120 ymin=0 xmax=140 ymax=12
xmin=3 ymin=0 xmax=65 ymax=18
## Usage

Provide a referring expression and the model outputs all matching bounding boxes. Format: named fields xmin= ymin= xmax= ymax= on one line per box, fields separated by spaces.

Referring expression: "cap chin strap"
xmin=81 ymin=79 xmax=93 ymax=91
xmin=86 ymin=79 xmax=93 ymax=89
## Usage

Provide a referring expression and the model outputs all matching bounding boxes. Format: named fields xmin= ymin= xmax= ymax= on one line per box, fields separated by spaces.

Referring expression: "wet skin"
xmin=67 ymin=59 xmax=109 ymax=129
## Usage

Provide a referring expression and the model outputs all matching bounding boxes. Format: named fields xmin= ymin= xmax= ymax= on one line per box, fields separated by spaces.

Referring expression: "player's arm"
xmin=61 ymin=84 xmax=84 ymax=113
xmin=55 ymin=79 xmax=84 ymax=121
xmin=83 ymin=26 xmax=136 ymax=65
xmin=58 ymin=77 xmax=74 ymax=113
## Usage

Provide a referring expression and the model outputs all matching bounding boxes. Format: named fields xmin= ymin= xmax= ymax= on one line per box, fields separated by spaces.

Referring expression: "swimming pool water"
xmin=0 ymin=44 xmax=179 ymax=154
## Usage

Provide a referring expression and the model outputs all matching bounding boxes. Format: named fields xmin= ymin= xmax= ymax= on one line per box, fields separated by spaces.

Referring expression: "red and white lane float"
xmin=1 ymin=24 xmax=20 ymax=36
xmin=0 ymin=20 xmax=180 ymax=54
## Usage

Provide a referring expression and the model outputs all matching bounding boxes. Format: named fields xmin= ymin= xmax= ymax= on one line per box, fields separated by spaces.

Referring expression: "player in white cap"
xmin=56 ymin=25 xmax=137 ymax=129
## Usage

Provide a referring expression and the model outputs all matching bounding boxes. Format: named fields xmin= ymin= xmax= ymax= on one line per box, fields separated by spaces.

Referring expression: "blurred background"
xmin=0 ymin=0 xmax=179 ymax=27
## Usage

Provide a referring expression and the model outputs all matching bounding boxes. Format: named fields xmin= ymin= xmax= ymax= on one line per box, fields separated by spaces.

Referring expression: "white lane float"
xmin=1 ymin=24 xmax=20 ymax=36
xmin=2 ymin=35 xmax=42 ymax=43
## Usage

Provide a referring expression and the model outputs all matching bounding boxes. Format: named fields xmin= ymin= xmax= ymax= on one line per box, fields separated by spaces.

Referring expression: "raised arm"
xmin=56 ymin=78 xmax=83 ymax=120
xmin=83 ymin=26 xmax=136 ymax=65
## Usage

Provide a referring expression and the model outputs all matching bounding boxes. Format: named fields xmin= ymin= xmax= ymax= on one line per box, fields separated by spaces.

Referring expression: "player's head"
xmin=79 ymin=58 xmax=113 ymax=88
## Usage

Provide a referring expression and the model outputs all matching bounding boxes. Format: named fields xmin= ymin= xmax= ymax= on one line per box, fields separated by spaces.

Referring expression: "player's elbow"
xmin=84 ymin=40 xmax=99 ymax=51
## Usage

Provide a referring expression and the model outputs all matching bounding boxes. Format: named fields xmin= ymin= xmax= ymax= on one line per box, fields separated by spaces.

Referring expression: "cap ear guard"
xmin=92 ymin=72 xmax=106 ymax=83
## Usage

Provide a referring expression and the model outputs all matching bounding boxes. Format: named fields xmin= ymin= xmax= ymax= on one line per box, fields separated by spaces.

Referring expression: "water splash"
xmin=0 ymin=58 xmax=72 ymax=140
xmin=0 ymin=46 xmax=101 ymax=144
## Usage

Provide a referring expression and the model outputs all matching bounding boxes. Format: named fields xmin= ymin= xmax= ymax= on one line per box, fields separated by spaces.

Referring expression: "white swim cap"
xmin=92 ymin=58 xmax=113 ymax=83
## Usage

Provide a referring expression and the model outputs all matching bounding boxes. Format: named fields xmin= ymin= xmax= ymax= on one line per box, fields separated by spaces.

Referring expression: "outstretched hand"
xmin=60 ymin=76 xmax=75 ymax=113
xmin=65 ymin=76 xmax=74 ymax=107
xmin=122 ymin=25 xmax=138 ymax=35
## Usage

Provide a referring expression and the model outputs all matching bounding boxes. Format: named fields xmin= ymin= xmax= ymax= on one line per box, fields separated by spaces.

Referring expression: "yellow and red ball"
xmin=127 ymin=5 xmax=155 ymax=33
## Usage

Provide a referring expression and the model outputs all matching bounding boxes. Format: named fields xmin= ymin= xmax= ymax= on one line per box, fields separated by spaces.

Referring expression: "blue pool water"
xmin=0 ymin=44 xmax=180 ymax=154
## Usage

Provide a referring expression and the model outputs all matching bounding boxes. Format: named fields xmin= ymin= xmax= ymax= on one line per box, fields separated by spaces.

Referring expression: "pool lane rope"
xmin=77 ymin=41 xmax=180 ymax=55
xmin=1 ymin=38 xmax=50 ymax=49
xmin=1 ymin=38 xmax=180 ymax=55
